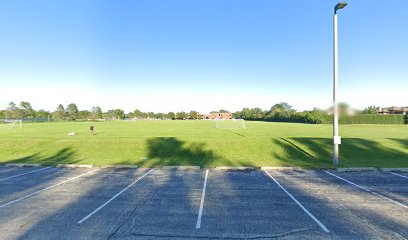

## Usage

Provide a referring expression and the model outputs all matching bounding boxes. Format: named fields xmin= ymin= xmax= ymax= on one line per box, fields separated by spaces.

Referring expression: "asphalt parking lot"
xmin=0 ymin=166 xmax=407 ymax=239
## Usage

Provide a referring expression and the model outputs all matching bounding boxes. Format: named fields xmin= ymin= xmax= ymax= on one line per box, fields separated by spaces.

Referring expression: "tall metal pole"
xmin=333 ymin=2 xmax=347 ymax=165
xmin=333 ymin=11 xmax=339 ymax=165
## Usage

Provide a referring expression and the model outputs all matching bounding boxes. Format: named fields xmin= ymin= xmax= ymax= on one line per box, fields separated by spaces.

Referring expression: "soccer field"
xmin=0 ymin=120 xmax=407 ymax=168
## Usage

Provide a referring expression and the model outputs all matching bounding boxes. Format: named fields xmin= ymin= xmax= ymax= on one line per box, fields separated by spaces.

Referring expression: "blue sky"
xmin=0 ymin=0 xmax=407 ymax=113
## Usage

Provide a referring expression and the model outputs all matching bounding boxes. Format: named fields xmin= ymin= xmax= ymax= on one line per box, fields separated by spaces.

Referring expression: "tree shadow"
xmin=272 ymin=138 xmax=408 ymax=168
xmin=2 ymin=148 xmax=78 ymax=166
xmin=0 ymin=148 xmax=81 ymax=201
xmin=388 ymin=138 xmax=408 ymax=149
xmin=142 ymin=137 xmax=219 ymax=167
xmin=140 ymin=137 xmax=255 ymax=167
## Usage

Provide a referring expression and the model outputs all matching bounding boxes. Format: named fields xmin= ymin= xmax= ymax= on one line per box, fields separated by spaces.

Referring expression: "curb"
xmin=214 ymin=166 xmax=255 ymax=171
xmin=57 ymin=164 xmax=94 ymax=168
xmin=260 ymin=167 xmax=302 ymax=171
xmin=101 ymin=165 xmax=138 ymax=169
xmin=336 ymin=167 xmax=377 ymax=172
xmin=380 ymin=168 xmax=408 ymax=173
xmin=162 ymin=166 xmax=200 ymax=170
xmin=5 ymin=163 xmax=42 ymax=167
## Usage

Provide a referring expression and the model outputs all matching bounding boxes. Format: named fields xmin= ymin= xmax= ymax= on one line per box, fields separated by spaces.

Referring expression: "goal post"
xmin=0 ymin=119 xmax=22 ymax=129
xmin=215 ymin=119 xmax=245 ymax=129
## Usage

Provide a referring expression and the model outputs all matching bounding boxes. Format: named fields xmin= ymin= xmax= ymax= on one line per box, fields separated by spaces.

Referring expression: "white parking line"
xmin=0 ymin=167 xmax=52 ymax=182
xmin=196 ymin=169 xmax=209 ymax=229
xmin=325 ymin=171 xmax=408 ymax=209
xmin=264 ymin=171 xmax=330 ymax=233
xmin=390 ymin=172 xmax=408 ymax=180
xmin=0 ymin=169 xmax=97 ymax=208
xmin=77 ymin=168 xmax=154 ymax=224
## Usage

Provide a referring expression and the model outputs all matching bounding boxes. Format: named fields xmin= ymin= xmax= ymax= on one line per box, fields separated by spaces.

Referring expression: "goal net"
xmin=215 ymin=119 xmax=245 ymax=129
xmin=0 ymin=119 xmax=22 ymax=129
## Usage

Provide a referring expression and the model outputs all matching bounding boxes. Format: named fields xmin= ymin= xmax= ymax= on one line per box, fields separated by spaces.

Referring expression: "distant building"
xmin=379 ymin=106 xmax=408 ymax=115
xmin=202 ymin=112 xmax=232 ymax=120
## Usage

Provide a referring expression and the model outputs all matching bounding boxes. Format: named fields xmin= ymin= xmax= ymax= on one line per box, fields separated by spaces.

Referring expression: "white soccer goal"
xmin=215 ymin=119 xmax=246 ymax=129
xmin=0 ymin=119 xmax=22 ymax=129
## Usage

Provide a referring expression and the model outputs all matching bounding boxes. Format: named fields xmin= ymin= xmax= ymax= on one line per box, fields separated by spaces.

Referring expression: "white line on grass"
xmin=390 ymin=172 xmax=408 ymax=180
xmin=264 ymin=170 xmax=330 ymax=233
xmin=77 ymin=168 xmax=154 ymax=224
xmin=0 ymin=167 xmax=52 ymax=182
xmin=324 ymin=171 xmax=408 ymax=209
xmin=0 ymin=169 xmax=97 ymax=208
xmin=196 ymin=169 xmax=209 ymax=229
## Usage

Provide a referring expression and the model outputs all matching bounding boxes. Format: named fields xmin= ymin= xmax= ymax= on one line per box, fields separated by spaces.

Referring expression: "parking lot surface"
xmin=0 ymin=166 xmax=407 ymax=239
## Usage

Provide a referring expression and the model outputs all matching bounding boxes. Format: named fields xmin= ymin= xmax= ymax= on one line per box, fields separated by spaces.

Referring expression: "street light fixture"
xmin=335 ymin=2 xmax=348 ymax=13
xmin=333 ymin=2 xmax=347 ymax=165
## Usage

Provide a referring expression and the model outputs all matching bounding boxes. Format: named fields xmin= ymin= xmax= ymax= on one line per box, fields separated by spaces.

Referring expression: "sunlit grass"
xmin=0 ymin=121 xmax=407 ymax=168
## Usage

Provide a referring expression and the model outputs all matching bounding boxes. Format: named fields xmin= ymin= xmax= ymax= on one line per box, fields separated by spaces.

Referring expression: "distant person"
xmin=90 ymin=125 xmax=94 ymax=135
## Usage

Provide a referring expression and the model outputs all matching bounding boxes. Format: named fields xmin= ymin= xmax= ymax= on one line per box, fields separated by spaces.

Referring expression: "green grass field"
xmin=0 ymin=120 xmax=407 ymax=168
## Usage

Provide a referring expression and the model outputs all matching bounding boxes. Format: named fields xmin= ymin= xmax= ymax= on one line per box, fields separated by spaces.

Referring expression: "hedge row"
xmin=262 ymin=113 xmax=405 ymax=124
xmin=338 ymin=114 xmax=405 ymax=124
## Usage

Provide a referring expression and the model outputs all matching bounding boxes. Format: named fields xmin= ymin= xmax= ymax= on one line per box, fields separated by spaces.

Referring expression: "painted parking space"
xmin=389 ymin=172 xmax=408 ymax=180
xmin=0 ymin=168 xmax=149 ymax=240
xmin=110 ymin=169 xmax=206 ymax=239
xmin=268 ymin=170 xmax=408 ymax=239
xmin=0 ymin=168 xmax=407 ymax=239
xmin=199 ymin=170 xmax=328 ymax=239
xmin=325 ymin=171 xmax=408 ymax=206
xmin=0 ymin=166 xmax=51 ymax=180
xmin=0 ymin=167 xmax=88 ymax=204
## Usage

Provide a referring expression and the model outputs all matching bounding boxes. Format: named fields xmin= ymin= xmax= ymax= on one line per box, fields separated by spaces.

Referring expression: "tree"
xmin=147 ymin=112 xmax=155 ymax=119
xmin=167 ymin=112 xmax=175 ymax=120
xmin=36 ymin=109 xmax=50 ymax=119
xmin=362 ymin=106 xmax=379 ymax=114
xmin=156 ymin=113 xmax=165 ymax=119
xmin=7 ymin=102 xmax=17 ymax=111
xmin=126 ymin=112 xmax=135 ymax=118
xmin=78 ymin=110 xmax=91 ymax=119
xmin=114 ymin=109 xmax=125 ymax=119
xmin=270 ymin=102 xmax=295 ymax=113
xmin=249 ymin=108 xmax=263 ymax=120
xmin=133 ymin=109 xmax=144 ymax=118
xmin=176 ymin=111 xmax=187 ymax=120
xmin=6 ymin=101 xmax=23 ymax=118
xmin=104 ymin=110 xmax=115 ymax=119
xmin=91 ymin=106 xmax=103 ymax=119
xmin=66 ymin=103 xmax=79 ymax=120
xmin=190 ymin=111 xmax=198 ymax=119
xmin=19 ymin=101 xmax=35 ymax=118
xmin=53 ymin=104 xmax=66 ymax=120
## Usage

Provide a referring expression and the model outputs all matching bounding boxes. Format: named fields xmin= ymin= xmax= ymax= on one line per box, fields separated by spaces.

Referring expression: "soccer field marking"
xmin=390 ymin=172 xmax=408 ymax=180
xmin=196 ymin=169 xmax=209 ymax=229
xmin=0 ymin=167 xmax=52 ymax=182
xmin=77 ymin=168 xmax=154 ymax=224
xmin=324 ymin=171 xmax=408 ymax=209
xmin=264 ymin=170 xmax=330 ymax=233
xmin=0 ymin=169 xmax=97 ymax=209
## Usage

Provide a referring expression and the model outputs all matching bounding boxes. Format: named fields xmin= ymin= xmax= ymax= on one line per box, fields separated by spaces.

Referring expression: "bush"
xmin=339 ymin=114 xmax=404 ymax=124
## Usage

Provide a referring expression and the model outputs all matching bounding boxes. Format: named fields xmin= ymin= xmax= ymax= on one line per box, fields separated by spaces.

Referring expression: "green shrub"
xmin=339 ymin=114 xmax=404 ymax=124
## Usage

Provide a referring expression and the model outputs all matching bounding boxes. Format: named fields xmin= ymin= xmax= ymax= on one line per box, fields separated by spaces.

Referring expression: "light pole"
xmin=333 ymin=2 xmax=347 ymax=165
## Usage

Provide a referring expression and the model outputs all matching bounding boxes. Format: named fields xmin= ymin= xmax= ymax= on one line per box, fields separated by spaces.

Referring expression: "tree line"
xmin=1 ymin=101 xmax=405 ymax=124
xmin=0 ymin=101 xmax=225 ymax=121
xmin=232 ymin=103 xmax=406 ymax=124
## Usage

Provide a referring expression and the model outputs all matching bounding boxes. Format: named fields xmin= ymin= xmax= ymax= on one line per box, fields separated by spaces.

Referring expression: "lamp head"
xmin=335 ymin=2 xmax=348 ymax=13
